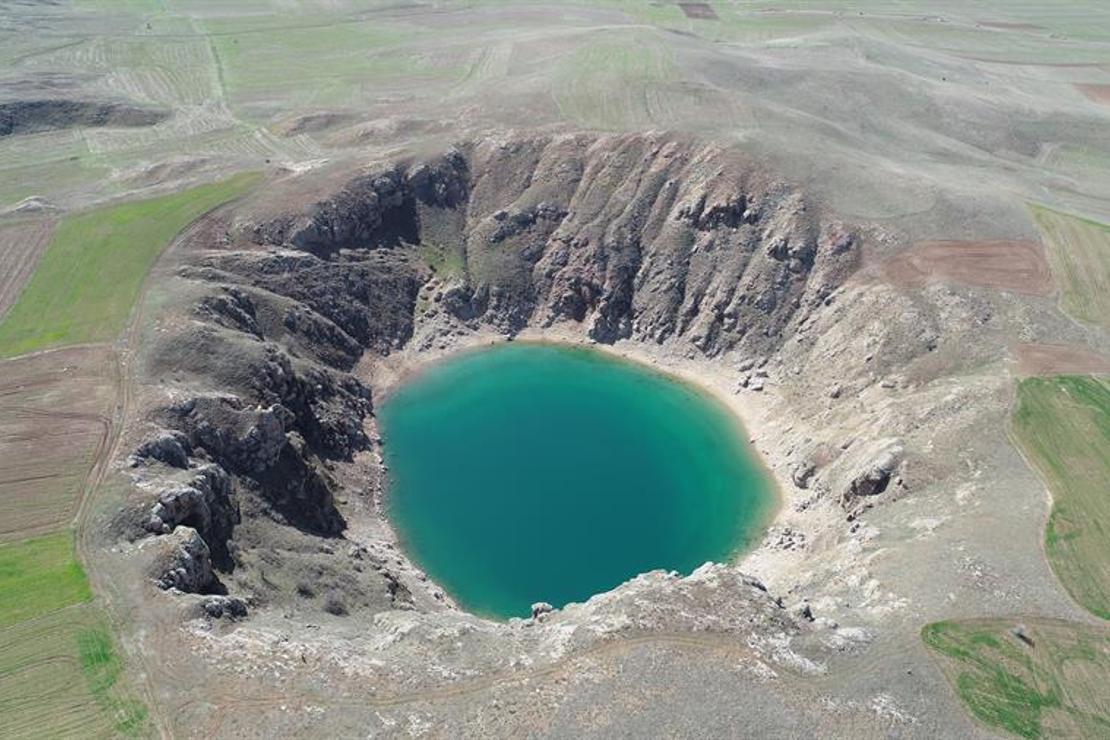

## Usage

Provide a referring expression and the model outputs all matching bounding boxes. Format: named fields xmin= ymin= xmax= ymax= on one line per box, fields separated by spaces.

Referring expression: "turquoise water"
xmin=379 ymin=343 xmax=775 ymax=620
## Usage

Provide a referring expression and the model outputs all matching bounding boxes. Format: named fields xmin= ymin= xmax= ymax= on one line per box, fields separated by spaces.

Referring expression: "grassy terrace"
xmin=1032 ymin=206 xmax=1110 ymax=329
xmin=924 ymin=375 xmax=1110 ymax=738
xmin=1014 ymin=376 xmax=1110 ymax=619
xmin=0 ymin=173 xmax=260 ymax=358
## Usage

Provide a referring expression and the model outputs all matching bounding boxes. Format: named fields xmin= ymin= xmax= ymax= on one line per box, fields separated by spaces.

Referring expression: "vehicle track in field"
xmin=182 ymin=630 xmax=766 ymax=736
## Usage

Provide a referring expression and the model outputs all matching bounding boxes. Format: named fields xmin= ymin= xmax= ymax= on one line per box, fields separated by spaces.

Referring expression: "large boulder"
xmin=144 ymin=463 xmax=239 ymax=567
xmin=150 ymin=526 xmax=216 ymax=593
xmin=132 ymin=430 xmax=191 ymax=469
xmin=843 ymin=448 xmax=902 ymax=506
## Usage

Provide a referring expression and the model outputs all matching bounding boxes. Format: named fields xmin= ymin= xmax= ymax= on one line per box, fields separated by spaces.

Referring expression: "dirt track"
xmin=185 ymin=631 xmax=752 ymax=735
xmin=880 ymin=240 xmax=1054 ymax=296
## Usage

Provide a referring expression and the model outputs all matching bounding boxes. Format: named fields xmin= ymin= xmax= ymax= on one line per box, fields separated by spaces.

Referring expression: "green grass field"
xmin=1014 ymin=376 xmax=1110 ymax=619
xmin=0 ymin=605 xmax=148 ymax=738
xmin=0 ymin=532 xmax=93 ymax=629
xmin=924 ymin=376 xmax=1110 ymax=737
xmin=0 ymin=532 xmax=149 ymax=737
xmin=0 ymin=173 xmax=259 ymax=358
xmin=551 ymin=34 xmax=678 ymax=130
xmin=1031 ymin=206 xmax=1110 ymax=328
xmin=923 ymin=619 xmax=1110 ymax=739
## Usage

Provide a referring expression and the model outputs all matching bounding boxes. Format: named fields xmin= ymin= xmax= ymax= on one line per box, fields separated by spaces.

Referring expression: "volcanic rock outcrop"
xmin=126 ymin=132 xmax=861 ymax=617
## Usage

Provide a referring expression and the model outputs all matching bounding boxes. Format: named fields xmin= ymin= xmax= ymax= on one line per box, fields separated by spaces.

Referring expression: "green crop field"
xmin=0 ymin=605 xmax=148 ymax=738
xmin=1013 ymin=376 xmax=1110 ymax=619
xmin=0 ymin=531 xmax=148 ymax=737
xmin=0 ymin=172 xmax=260 ymax=358
xmin=0 ymin=532 xmax=93 ymax=629
xmin=205 ymin=15 xmax=449 ymax=118
xmin=923 ymin=374 xmax=1110 ymax=737
xmin=551 ymin=34 xmax=679 ymax=130
xmin=1031 ymin=206 xmax=1110 ymax=329
xmin=923 ymin=618 xmax=1110 ymax=739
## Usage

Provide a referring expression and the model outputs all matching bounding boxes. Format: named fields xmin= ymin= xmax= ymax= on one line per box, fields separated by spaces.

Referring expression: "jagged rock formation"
xmin=149 ymin=526 xmax=217 ymax=593
xmin=128 ymin=132 xmax=861 ymax=615
xmin=243 ymin=134 xmax=856 ymax=355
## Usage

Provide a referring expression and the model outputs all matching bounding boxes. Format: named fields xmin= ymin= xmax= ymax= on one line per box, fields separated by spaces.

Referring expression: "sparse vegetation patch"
xmin=923 ymin=618 xmax=1110 ymax=739
xmin=77 ymin=626 xmax=150 ymax=736
xmin=0 ymin=605 xmax=148 ymax=738
xmin=552 ymin=34 xmax=678 ymax=130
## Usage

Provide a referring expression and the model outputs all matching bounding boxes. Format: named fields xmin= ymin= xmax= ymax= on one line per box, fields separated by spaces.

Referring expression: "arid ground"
xmin=1 ymin=2 xmax=1109 ymax=738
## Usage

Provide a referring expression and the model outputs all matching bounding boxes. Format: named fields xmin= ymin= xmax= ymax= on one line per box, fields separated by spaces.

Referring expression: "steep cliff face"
xmin=247 ymin=134 xmax=857 ymax=357
xmin=128 ymin=132 xmax=860 ymax=611
xmin=453 ymin=135 xmax=857 ymax=354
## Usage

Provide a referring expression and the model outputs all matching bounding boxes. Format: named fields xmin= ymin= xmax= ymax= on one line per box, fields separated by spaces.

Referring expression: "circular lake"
xmin=379 ymin=343 xmax=776 ymax=619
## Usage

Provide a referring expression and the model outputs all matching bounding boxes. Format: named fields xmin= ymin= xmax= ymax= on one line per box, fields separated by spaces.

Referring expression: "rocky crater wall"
xmin=124 ymin=132 xmax=870 ymax=623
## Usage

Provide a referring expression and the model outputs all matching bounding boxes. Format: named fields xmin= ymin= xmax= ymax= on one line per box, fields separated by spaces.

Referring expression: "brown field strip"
xmin=679 ymin=3 xmax=718 ymax=20
xmin=1013 ymin=343 xmax=1110 ymax=377
xmin=0 ymin=217 xmax=55 ymax=320
xmin=880 ymin=240 xmax=1054 ymax=295
xmin=1076 ymin=84 xmax=1110 ymax=105
xmin=0 ymin=345 xmax=115 ymax=544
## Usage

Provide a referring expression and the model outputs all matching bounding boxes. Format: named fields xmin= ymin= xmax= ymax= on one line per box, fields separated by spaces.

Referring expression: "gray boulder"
xmin=200 ymin=595 xmax=248 ymax=620
xmin=132 ymin=430 xmax=191 ymax=469
xmin=792 ymin=462 xmax=817 ymax=489
xmin=843 ymin=448 xmax=902 ymax=505
xmin=151 ymin=527 xmax=216 ymax=593
xmin=144 ymin=463 xmax=238 ymax=566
